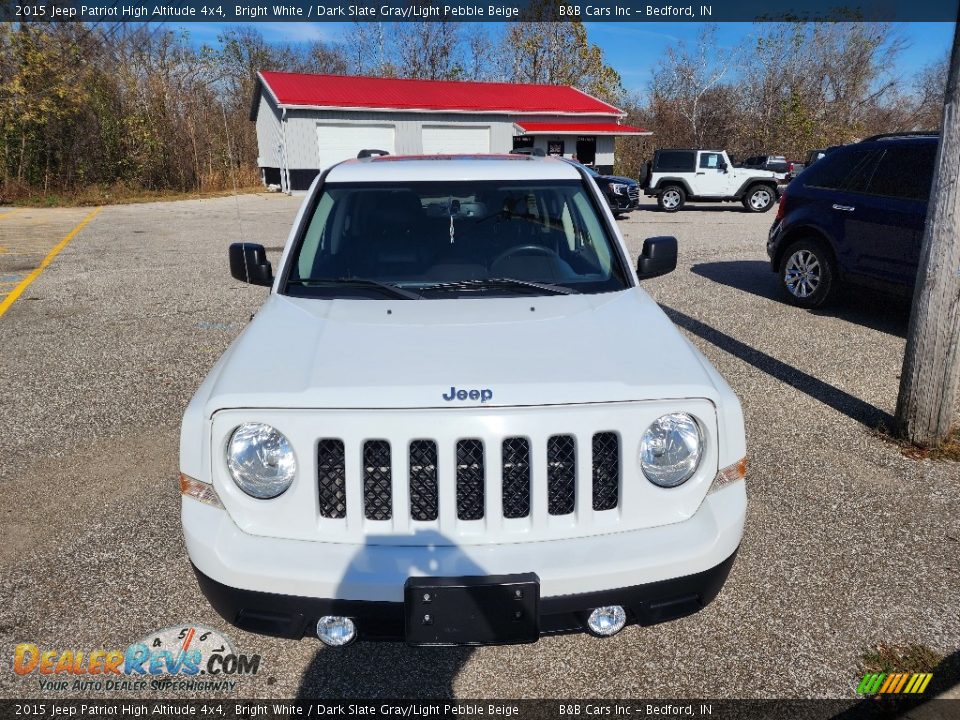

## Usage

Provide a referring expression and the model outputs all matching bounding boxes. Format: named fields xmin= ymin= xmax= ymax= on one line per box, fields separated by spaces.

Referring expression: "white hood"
xmin=201 ymin=289 xmax=721 ymax=412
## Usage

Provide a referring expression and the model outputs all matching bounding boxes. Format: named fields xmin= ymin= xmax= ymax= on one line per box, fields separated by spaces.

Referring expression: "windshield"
xmin=284 ymin=179 xmax=630 ymax=299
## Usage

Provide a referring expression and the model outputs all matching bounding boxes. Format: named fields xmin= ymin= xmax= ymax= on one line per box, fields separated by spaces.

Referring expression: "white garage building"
xmin=251 ymin=71 xmax=650 ymax=192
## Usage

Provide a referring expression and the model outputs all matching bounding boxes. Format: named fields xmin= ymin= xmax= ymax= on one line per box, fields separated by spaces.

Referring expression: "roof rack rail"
xmin=860 ymin=131 xmax=939 ymax=142
xmin=509 ymin=147 xmax=546 ymax=157
xmin=357 ymin=149 xmax=390 ymax=159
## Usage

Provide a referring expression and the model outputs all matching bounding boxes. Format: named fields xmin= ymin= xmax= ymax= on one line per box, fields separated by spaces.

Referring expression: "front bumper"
xmin=184 ymin=481 xmax=745 ymax=643
xmin=193 ymin=549 xmax=737 ymax=642
xmin=608 ymin=193 xmax=640 ymax=213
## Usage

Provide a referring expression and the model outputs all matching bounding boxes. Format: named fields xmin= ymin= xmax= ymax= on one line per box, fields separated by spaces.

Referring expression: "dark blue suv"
xmin=767 ymin=133 xmax=937 ymax=307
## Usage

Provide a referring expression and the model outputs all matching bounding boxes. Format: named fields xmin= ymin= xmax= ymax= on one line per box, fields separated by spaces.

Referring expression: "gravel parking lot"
xmin=0 ymin=194 xmax=957 ymax=700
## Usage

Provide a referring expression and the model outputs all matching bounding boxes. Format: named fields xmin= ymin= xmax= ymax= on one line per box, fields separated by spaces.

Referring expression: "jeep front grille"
xmin=547 ymin=434 xmax=576 ymax=515
xmin=317 ymin=439 xmax=346 ymax=519
xmin=501 ymin=437 xmax=531 ymax=519
xmin=456 ymin=439 xmax=485 ymax=521
xmin=409 ymin=440 xmax=439 ymax=522
xmin=318 ymin=432 xmax=620 ymax=528
xmin=362 ymin=440 xmax=392 ymax=521
xmin=592 ymin=432 xmax=619 ymax=511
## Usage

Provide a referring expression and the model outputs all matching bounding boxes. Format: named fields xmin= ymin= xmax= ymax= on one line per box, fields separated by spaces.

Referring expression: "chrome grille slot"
xmin=591 ymin=432 xmax=619 ymax=511
xmin=456 ymin=439 xmax=485 ymax=521
xmin=409 ymin=440 xmax=438 ymax=522
xmin=547 ymin=434 xmax=576 ymax=515
xmin=362 ymin=440 xmax=392 ymax=521
xmin=317 ymin=439 xmax=346 ymax=519
xmin=501 ymin=437 xmax=531 ymax=519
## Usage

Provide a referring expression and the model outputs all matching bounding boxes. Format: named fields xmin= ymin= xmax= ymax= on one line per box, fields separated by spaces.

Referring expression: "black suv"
xmin=561 ymin=158 xmax=640 ymax=215
xmin=740 ymin=155 xmax=790 ymax=175
xmin=767 ymin=133 xmax=937 ymax=307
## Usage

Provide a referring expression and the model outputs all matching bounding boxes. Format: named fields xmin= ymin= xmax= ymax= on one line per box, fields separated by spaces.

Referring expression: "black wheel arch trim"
xmin=652 ymin=178 xmax=694 ymax=196
xmin=734 ymin=178 xmax=778 ymax=200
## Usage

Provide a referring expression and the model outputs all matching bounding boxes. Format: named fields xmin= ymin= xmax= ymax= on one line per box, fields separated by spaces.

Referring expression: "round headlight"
xmin=226 ymin=423 xmax=296 ymax=499
xmin=639 ymin=413 xmax=703 ymax=488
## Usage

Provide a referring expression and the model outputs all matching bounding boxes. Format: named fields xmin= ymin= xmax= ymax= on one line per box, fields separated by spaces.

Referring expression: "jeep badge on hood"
xmin=443 ymin=386 xmax=493 ymax=403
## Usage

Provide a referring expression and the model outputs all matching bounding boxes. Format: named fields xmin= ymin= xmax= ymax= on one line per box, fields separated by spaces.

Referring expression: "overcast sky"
xmin=180 ymin=21 xmax=954 ymax=95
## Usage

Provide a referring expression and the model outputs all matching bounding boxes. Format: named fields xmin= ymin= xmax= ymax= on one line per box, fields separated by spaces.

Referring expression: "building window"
xmin=547 ymin=140 xmax=565 ymax=156
xmin=512 ymin=136 xmax=534 ymax=150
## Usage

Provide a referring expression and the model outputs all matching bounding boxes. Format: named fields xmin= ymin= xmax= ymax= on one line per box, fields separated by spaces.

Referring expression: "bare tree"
xmin=911 ymin=52 xmax=950 ymax=130
xmin=649 ymin=26 xmax=733 ymax=147
xmin=812 ymin=23 xmax=907 ymax=140
xmin=393 ymin=22 xmax=464 ymax=80
xmin=503 ymin=2 xmax=624 ymax=103
xmin=462 ymin=25 xmax=508 ymax=81
xmin=345 ymin=23 xmax=390 ymax=76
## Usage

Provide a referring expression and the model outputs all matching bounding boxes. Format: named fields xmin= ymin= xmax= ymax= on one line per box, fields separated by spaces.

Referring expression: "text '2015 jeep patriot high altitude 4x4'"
xmin=180 ymin=153 xmax=747 ymax=646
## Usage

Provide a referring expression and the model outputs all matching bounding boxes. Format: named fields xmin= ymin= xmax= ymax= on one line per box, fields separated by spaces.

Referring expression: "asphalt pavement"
xmin=0 ymin=194 xmax=956 ymax=701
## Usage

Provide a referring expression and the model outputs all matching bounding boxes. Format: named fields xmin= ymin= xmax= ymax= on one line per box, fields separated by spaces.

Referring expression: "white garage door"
xmin=422 ymin=125 xmax=490 ymax=155
xmin=316 ymin=124 xmax=396 ymax=170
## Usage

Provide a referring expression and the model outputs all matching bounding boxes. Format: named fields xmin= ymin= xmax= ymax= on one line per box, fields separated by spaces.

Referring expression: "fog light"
xmin=316 ymin=616 xmax=356 ymax=646
xmin=587 ymin=606 xmax=627 ymax=637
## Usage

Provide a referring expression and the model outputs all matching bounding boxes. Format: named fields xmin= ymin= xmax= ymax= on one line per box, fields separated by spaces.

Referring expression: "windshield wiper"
xmin=417 ymin=278 xmax=579 ymax=296
xmin=287 ymin=277 xmax=422 ymax=300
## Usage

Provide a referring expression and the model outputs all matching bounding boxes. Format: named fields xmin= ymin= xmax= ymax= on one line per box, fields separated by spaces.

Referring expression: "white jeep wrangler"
xmin=643 ymin=149 xmax=780 ymax=213
xmin=180 ymin=153 xmax=747 ymax=646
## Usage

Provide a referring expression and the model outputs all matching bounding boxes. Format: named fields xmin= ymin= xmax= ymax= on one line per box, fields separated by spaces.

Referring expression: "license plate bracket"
xmin=404 ymin=573 xmax=540 ymax=646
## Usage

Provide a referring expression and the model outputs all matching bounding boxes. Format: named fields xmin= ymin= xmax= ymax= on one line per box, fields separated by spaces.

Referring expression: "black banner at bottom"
xmin=1 ymin=699 xmax=959 ymax=720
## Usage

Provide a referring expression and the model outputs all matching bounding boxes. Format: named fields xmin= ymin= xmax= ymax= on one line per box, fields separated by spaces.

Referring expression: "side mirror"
xmin=229 ymin=243 xmax=273 ymax=286
xmin=636 ymin=236 xmax=678 ymax=280
xmin=718 ymin=161 xmax=728 ymax=172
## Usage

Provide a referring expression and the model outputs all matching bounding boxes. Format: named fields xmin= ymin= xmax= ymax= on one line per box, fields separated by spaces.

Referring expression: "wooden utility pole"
xmin=895 ymin=14 xmax=960 ymax=447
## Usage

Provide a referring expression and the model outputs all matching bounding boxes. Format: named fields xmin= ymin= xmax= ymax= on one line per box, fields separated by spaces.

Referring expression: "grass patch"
xmin=2 ymin=182 xmax=264 ymax=208
xmin=872 ymin=423 xmax=960 ymax=462
xmin=862 ymin=643 xmax=944 ymax=674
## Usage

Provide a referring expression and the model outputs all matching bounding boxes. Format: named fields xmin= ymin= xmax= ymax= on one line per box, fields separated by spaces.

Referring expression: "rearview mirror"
xmin=229 ymin=243 xmax=273 ymax=286
xmin=636 ymin=236 xmax=677 ymax=280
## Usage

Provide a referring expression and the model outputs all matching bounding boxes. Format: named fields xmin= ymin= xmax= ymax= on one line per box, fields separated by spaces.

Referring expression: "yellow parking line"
xmin=0 ymin=210 xmax=18 ymax=220
xmin=0 ymin=206 xmax=102 ymax=319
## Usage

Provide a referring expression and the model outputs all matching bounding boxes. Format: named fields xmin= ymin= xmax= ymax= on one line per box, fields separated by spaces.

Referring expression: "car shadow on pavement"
xmin=295 ymin=640 xmax=471 ymax=698
xmin=296 ymin=530 xmax=495 ymax=699
xmin=659 ymin=304 xmax=894 ymax=430
xmin=690 ymin=260 xmax=911 ymax=339
xmin=636 ymin=205 xmax=750 ymax=214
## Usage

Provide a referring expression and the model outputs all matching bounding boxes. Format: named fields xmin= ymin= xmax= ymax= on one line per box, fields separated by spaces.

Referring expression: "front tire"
xmin=658 ymin=185 xmax=685 ymax=212
xmin=743 ymin=184 xmax=776 ymax=213
xmin=779 ymin=239 xmax=836 ymax=308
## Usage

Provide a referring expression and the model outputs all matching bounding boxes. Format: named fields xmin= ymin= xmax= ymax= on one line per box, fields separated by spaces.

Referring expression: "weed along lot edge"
xmin=0 ymin=194 xmax=956 ymax=698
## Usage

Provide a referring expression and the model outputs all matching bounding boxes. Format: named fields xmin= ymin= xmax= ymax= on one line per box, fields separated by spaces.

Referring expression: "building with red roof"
xmin=251 ymin=71 xmax=650 ymax=191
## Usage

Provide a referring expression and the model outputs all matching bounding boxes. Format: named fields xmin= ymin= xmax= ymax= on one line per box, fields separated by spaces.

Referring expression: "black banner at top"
xmin=3 ymin=0 xmax=960 ymax=22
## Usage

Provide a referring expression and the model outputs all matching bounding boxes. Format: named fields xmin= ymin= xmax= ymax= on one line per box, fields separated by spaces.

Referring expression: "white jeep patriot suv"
xmin=180 ymin=153 xmax=747 ymax=646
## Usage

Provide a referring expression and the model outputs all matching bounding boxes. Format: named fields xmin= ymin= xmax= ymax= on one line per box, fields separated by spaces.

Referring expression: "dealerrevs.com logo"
xmin=12 ymin=625 xmax=261 ymax=692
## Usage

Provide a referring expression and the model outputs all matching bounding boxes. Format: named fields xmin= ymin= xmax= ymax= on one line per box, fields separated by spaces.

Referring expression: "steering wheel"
xmin=492 ymin=244 xmax=561 ymax=267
